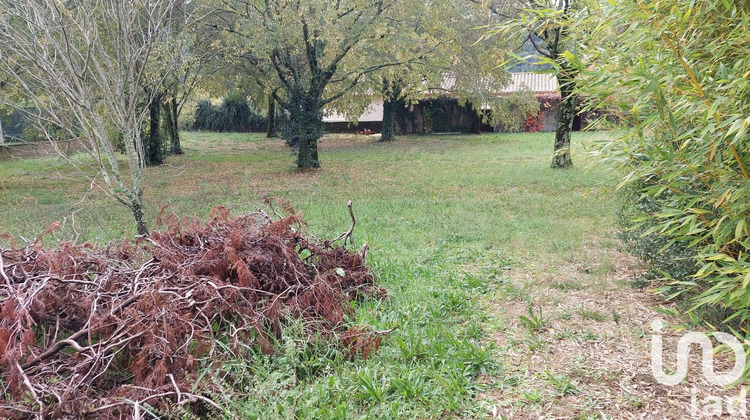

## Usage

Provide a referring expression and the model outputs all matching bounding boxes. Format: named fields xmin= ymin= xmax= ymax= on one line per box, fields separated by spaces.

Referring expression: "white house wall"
xmin=323 ymin=100 xmax=384 ymax=123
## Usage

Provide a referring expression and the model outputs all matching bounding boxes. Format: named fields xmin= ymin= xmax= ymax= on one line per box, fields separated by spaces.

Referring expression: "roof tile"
xmin=501 ymin=72 xmax=558 ymax=94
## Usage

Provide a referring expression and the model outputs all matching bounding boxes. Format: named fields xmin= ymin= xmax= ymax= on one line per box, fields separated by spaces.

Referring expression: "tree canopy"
xmin=216 ymin=0 xmax=406 ymax=167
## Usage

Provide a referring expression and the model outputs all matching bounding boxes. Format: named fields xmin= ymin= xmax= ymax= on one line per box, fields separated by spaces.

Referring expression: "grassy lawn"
xmin=0 ymin=132 xmax=698 ymax=418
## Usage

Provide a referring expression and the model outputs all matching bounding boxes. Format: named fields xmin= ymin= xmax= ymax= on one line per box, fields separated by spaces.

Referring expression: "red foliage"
xmin=523 ymin=113 xmax=543 ymax=133
xmin=0 ymin=203 xmax=382 ymax=418
xmin=537 ymin=93 xmax=561 ymax=111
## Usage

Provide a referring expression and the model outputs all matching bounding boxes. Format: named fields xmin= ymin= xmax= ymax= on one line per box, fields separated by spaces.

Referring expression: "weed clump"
xmin=0 ymin=202 xmax=383 ymax=418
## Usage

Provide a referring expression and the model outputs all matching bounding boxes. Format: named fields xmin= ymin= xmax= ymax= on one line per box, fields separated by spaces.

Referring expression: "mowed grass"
xmin=0 ymin=131 xmax=618 ymax=418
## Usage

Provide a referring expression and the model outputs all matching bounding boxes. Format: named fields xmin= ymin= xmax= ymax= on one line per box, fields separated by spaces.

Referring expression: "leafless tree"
xmin=0 ymin=0 xmax=182 ymax=235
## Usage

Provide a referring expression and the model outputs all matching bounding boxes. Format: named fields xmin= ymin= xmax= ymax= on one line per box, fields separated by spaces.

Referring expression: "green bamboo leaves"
xmin=584 ymin=1 xmax=750 ymax=341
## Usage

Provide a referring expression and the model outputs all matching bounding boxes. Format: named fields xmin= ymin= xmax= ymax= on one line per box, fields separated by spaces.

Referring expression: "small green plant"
xmin=392 ymin=370 xmax=426 ymax=400
xmin=555 ymin=329 xmax=578 ymax=340
xmin=519 ymin=305 xmax=549 ymax=332
xmin=456 ymin=339 xmax=497 ymax=376
xmin=501 ymin=282 xmax=526 ymax=300
xmin=395 ymin=334 xmax=429 ymax=362
xmin=522 ymin=330 xmax=549 ymax=351
xmin=462 ymin=272 xmax=489 ymax=293
xmin=437 ymin=363 xmax=477 ymax=411
xmin=463 ymin=320 xmax=484 ymax=340
xmin=354 ymin=366 xmax=390 ymax=403
xmin=557 ymin=309 xmax=573 ymax=321
xmin=494 ymin=374 xmax=519 ymax=390
xmin=544 ymin=371 xmax=579 ymax=396
xmin=612 ymin=311 xmax=621 ymax=324
xmin=581 ymin=331 xmax=598 ymax=341
xmin=522 ymin=388 xmax=544 ymax=404
xmin=624 ymin=394 xmax=644 ymax=409
xmin=631 ymin=327 xmax=646 ymax=339
xmin=441 ymin=290 xmax=470 ymax=314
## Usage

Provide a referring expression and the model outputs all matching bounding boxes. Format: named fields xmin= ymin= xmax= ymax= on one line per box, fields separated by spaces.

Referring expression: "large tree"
xmin=0 ymin=0 xmax=182 ymax=234
xmin=486 ymin=0 xmax=581 ymax=168
xmin=332 ymin=0 xmax=532 ymax=142
xmin=134 ymin=0 xmax=223 ymax=162
xmin=160 ymin=1 xmax=225 ymax=156
xmin=221 ymin=0 xmax=404 ymax=168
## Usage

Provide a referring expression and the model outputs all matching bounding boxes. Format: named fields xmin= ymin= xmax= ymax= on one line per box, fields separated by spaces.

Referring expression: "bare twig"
xmin=0 ymin=250 xmax=10 ymax=286
xmin=15 ymin=360 xmax=43 ymax=417
xmin=1 ymin=205 xmax=381 ymax=417
xmin=22 ymin=293 xmax=143 ymax=370
xmin=331 ymin=200 xmax=356 ymax=248
xmin=168 ymin=373 xmax=182 ymax=404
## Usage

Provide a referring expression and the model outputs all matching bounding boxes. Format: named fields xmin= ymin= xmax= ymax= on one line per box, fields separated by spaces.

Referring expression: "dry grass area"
xmin=478 ymin=245 xmax=745 ymax=419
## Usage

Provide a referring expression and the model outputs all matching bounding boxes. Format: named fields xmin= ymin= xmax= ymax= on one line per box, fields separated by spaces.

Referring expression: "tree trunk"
xmin=282 ymin=88 xmax=323 ymax=168
xmin=266 ymin=95 xmax=276 ymax=138
xmin=131 ymin=198 xmax=148 ymax=236
xmin=551 ymin=71 xmax=576 ymax=169
xmin=380 ymin=81 xmax=400 ymax=142
xmin=293 ymin=94 xmax=322 ymax=169
xmin=381 ymin=96 xmax=397 ymax=142
xmin=163 ymin=97 xmax=182 ymax=155
xmin=146 ymin=95 xmax=164 ymax=166
xmin=295 ymin=108 xmax=322 ymax=169
xmin=297 ymin=135 xmax=320 ymax=169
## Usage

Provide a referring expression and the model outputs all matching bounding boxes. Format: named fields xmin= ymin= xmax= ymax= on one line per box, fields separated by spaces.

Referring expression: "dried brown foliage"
xmin=0 ymin=203 xmax=382 ymax=419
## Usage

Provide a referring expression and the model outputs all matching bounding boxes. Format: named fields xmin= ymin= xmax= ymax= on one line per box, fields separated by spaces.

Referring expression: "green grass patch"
xmin=0 ymin=131 xmax=617 ymax=417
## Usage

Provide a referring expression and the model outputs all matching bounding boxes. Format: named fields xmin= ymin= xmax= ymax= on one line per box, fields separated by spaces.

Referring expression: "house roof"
xmin=322 ymin=72 xmax=560 ymax=123
xmin=501 ymin=72 xmax=558 ymax=94
xmin=436 ymin=72 xmax=559 ymax=96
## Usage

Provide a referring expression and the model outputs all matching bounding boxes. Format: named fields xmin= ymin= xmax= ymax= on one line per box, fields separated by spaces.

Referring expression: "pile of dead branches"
xmin=0 ymin=202 xmax=382 ymax=418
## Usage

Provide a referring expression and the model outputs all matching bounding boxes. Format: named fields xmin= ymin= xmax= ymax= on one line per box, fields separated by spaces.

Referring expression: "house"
xmin=322 ymin=100 xmax=384 ymax=134
xmin=323 ymin=72 xmax=594 ymax=134
xmin=492 ymin=72 xmax=560 ymax=133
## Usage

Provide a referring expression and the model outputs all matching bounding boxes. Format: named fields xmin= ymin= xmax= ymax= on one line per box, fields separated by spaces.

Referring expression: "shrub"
xmin=523 ymin=113 xmax=543 ymax=133
xmin=19 ymin=123 xmax=43 ymax=142
xmin=583 ymin=2 xmax=750 ymax=333
xmin=192 ymin=96 xmax=267 ymax=133
xmin=192 ymin=99 xmax=216 ymax=131
xmin=616 ymin=176 xmax=699 ymax=288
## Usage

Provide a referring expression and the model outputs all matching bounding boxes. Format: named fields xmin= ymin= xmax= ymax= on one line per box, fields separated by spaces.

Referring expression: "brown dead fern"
xmin=0 ymin=201 xmax=384 ymax=419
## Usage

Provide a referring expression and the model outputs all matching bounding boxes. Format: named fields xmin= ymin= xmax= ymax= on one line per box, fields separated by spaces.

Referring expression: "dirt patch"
xmin=480 ymin=247 xmax=747 ymax=419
